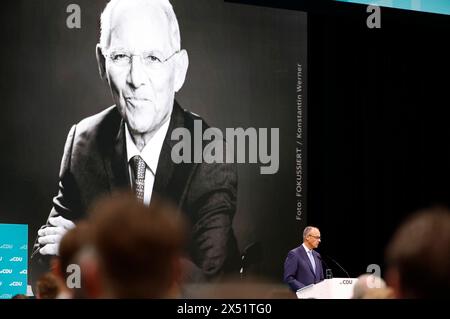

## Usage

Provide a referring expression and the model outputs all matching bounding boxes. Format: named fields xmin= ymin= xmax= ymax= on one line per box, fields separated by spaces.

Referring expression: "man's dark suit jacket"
xmin=283 ymin=245 xmax=324 ymax=292
xmin=31 ymin=101 xmax=239 ymax=283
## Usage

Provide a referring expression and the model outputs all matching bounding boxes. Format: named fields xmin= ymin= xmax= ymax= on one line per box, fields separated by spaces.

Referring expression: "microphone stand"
xmin=325 ymin=254 xmax=350 ymax=278
xmin=318 ymin=253 xmax=350 ymax=278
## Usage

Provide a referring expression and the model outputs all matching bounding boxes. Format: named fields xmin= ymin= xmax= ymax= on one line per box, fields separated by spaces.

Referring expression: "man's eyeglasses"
xmin=309 ymin=235 xmax=321 ymax=240
xmin=103 ymin=49 xmax=179 ymax=70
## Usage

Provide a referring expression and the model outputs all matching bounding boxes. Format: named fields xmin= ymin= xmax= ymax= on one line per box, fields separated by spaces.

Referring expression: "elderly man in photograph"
xmin=32 ymin=0 xmax=239 ymax=285
xmin=283 ymin=226 xmax=325 ymax=292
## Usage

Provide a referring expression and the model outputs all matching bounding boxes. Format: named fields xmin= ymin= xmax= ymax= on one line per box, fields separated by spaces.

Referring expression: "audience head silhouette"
xmin=79 ymin=192 xmax=186 ymax=298
xmin=386 ymin=206 xmax=450 ymax=298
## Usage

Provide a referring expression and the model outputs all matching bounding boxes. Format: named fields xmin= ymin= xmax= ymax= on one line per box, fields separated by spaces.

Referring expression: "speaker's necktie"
xmin=131 ymin=155 xmax=146 ymax=202
xmin=308 ymin=251 xmax=316 ymax=274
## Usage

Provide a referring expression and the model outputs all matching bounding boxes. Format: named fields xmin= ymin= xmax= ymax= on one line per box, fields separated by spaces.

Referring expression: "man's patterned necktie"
xmin=131 ymin=155 xmax=146 ymax=202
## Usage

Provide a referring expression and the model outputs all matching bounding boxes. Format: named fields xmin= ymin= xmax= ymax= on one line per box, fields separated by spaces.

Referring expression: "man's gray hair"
xmin=303 ymin=226 xmax=316 ymax=240
xmin=99 ymin=0 xmax=181 ymax=51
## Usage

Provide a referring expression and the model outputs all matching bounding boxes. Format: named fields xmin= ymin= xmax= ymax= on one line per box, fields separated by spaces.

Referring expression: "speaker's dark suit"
xmin=283 ymin=245 xmax=324 ymax=292
xmin=31 ymin=102 xmax=239 ymax=283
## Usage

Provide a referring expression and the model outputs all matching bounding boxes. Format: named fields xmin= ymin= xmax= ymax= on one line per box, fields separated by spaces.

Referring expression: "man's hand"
xmin=37 ymin=216 xmax=75 ymax=255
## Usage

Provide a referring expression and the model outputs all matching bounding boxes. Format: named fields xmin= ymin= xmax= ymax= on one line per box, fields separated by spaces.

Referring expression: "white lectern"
xmin=296 ymin=278 xmax=358 ymax=299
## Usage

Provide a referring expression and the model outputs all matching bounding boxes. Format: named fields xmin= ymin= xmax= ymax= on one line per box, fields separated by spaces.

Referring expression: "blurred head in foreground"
xmin=385 ymin=207 xmax=450 ymax=298
xmin=352 ymin=274 xmax=393 ymax=299
xmin=80 ymin=193 xmax=187 ymax=298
